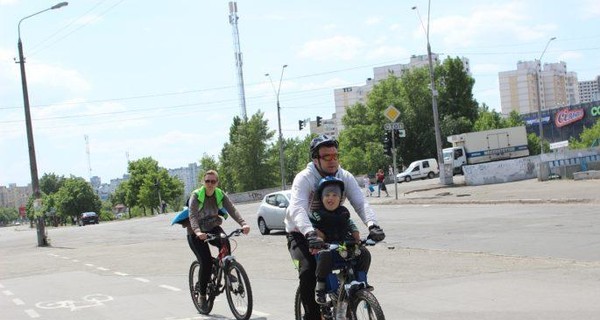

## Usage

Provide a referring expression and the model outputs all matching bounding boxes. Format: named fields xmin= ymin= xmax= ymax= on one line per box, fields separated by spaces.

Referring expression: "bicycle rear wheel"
xmin=349 ymin=289 xmax=385 ymax=320
xmin=188 ymin=260 xmax=214 ymax=314
xmin=225 ymin=260 xmax=253 ymax=320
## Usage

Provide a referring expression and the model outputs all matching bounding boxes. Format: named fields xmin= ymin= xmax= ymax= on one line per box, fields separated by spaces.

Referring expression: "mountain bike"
xmin=294 ymin=239 xmax=385 ymax=320
xmin=188 ymin=228 xmax=253 ymax=320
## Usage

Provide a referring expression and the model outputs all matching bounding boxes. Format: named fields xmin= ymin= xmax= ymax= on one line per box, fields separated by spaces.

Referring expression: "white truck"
xmin=443 ymin=126 xmax=529 ymax=175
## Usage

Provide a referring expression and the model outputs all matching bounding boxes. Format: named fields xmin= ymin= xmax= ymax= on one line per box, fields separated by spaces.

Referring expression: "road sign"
xmin=384 ymin=106 xmax=400 ymax=122
xmin=397 ymin=129 xmax=406 ymax=137
xmin=384 ymin=122 xmax=404 ymax=131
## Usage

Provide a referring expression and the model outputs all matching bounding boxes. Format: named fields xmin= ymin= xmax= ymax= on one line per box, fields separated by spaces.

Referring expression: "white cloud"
xmin=365 ymin=16 xmax=382 ymax=26
xmin=298 ymin=36 xmax=365 ymax=61
xmin=582 ymin=0 xmax=600 ymax=18
xmin=557 ymin=51 xmax=583 ymax=62
xmin=365 ymin=45 xmax=410 ymax=61
xmin=27 ymin=59 xmax=90 ymax=94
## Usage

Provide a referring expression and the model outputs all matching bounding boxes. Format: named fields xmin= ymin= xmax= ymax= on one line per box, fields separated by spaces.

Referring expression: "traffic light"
xmin=383 ymin=131 xmax=392 ymax=156
xmin=299 ymin=120 xmax=304 ymax=130
xmin=316 ymin=116 xmax=322 ymax=127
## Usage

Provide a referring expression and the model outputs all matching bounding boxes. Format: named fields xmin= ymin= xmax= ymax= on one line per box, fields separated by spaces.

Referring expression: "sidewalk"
xmin=368 ymin=175 xmax=600 ymax=205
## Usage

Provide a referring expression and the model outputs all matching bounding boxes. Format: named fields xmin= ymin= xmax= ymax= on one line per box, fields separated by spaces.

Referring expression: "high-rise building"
xmin=499 ymin=60 xmax=579 ymax=115
xmin=331 ymin=54 xmax=469 ymax=136
xmin=579 ymin=76 xmax=600 ymax=103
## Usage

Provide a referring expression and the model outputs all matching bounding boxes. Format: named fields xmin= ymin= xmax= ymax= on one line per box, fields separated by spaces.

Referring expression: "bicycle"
xmin=188 ymin=228 xmax=253 ymax=320
xmin=294 ymin=239 xmax=385 ymax=320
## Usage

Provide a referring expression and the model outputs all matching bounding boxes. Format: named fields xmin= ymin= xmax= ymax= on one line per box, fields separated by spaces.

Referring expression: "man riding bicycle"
xmin=285 ymin=135 xmax=385 ymax=320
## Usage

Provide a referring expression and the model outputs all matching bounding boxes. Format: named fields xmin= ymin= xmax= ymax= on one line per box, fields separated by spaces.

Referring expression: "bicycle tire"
xmin=294 ymin=285 xmax=304 ymax=320
xmin=188 ymin=260 xmax=214 ymax=314
xmin=225 ymin=260 xmax=253 ymax=320
xmin=349 ymin=289 xmax=385 ymax=320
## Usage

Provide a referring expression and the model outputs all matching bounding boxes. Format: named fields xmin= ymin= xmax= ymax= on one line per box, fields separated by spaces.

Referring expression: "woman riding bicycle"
xmin=186 ymin=169 xmax=250 ymax=309
xmin=309 ymin=176 xmax=371 ymax=305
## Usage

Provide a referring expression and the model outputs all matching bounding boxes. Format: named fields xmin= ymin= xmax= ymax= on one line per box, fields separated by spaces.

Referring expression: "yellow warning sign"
xmin=384 ymin=106 xmax=400 ymax=122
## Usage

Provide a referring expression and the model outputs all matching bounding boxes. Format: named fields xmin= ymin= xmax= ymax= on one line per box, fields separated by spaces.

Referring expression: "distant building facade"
xmin=499 ymin=60 xmax=580 ymax=115
xmin=579 ymin=76 xmax=600 ymax=103
xmin=330 ymin=54 xmax=470 ymax=136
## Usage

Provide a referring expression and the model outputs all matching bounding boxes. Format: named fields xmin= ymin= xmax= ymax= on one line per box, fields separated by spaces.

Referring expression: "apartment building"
xmin=329 ymin=54 xmax=470 ymax=137
xmin=579 ymin=76 xmax=600 ymax=103
xmin=499 ymin=60 xmax=579 ymax=115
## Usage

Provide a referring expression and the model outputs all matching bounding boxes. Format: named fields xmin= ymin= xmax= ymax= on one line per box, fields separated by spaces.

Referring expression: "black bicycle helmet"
xmin=316 ymin=176 xmax=345 ymax=199
xmin=310 ymin=135 xmax=339 ymax=159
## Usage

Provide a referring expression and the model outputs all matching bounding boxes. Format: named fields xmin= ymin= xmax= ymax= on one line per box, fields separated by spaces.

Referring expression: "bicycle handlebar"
xmin=318 ymin=238 xmax=377 ymax=252
xmin=205 ymin=228 xmax=244 ymax=242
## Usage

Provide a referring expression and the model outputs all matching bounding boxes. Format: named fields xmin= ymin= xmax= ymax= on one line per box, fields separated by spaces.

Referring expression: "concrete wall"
xmin=463 ymin=147 xmax=600 ymax=185
xmin=463 ymin=157 xmax=538 ymax=185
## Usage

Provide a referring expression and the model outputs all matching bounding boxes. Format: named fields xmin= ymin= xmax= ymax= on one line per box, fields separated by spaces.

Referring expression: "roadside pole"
xmin=383 ymin=106 xmax=404 ymax=200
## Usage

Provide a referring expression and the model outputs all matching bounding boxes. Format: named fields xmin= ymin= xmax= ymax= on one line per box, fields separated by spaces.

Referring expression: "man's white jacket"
xmin=284 ymin=162 xmax=379 ymax=235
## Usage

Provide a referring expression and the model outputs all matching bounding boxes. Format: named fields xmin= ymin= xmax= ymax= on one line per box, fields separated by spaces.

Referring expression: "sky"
xmin=1 ymin=0 xmax=599 ymax=187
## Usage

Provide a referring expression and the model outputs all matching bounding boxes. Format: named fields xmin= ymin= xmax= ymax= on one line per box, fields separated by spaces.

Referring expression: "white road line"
xmin=252 ymin=310 xmax=270 ymax=317
xmin=72 ymin=259 xmax=80 ymax=262
xmin=159 ymin=284 xmax=181 ymax=292
xmin=85 ymin=263 xmax=94 ymax=267
xmin=97 ymin=267 xmax=109 ymax=271
xmin=24 ymin=309 xmax=40 ymax=318
xmin=135 ymin=277 xmax=150 ymax=283
xmin=13 ymin=298 xmax=25 ymax=305
xmin=114 ymin=272 xmax=128 ymax=276
xmin=47 ymin=253 xmax=59 ymax=257
xmin=61 ymin=256 xmax=70 ymax=260
xmin=3 ymin=290 xmax=14 ymax=296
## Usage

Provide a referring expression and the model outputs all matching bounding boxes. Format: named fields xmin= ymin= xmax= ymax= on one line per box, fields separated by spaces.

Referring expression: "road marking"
xmin=114 ymin=272 xmax=128 ymax=276
xmin=97 ymin=267 xmax=109 ymax=271
xmin=252 ymin=310 xmax=270 ymax=316
xmin=72 ymin=259 xmax=80 ymax=262
xmin=159 ymin=284 xmax=181 ymax=292
xmin=24 ymin=309 xmax=40 ymax=318
xmin=3 ymin=290 xmax=14 ymax=296
xmin=13 ymin=298 xmax=25 ymax=305
xmin=135 ymin=277 xmax=150 ymax=283
xmin=48 ymin=253 xmax=59 ymax=257
xmin=62 ymin=256 xmax=70 ymax=260
xmin=85 ymin=263 xmax=94 ymax=267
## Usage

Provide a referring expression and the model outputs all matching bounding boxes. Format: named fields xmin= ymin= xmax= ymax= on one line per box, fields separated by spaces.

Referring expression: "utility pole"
xmin=228 ymin=1 xmax=247 ymax=121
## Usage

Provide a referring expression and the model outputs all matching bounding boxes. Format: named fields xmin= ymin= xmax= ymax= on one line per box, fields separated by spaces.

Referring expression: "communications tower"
xmin=228 ymin=1 xmax=247 ymax=120
xmin=84 ymin=135 xmax=92 ymax=181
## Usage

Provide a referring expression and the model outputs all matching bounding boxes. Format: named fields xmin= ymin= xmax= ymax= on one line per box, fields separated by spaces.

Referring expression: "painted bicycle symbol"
xmin=36 ymin=293 xmax=114 ymax=311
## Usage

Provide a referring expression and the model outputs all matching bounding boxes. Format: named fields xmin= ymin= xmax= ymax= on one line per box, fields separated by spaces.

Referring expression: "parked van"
xmin=396 ymin=158 xmax=439 ymax=183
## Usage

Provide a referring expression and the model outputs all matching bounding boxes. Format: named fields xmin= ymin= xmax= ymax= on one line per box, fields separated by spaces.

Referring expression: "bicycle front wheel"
xmin=349 ymin=289 xmax=385 ymax=320
xmin=188 ymin=260 xmax=214 ymax=314
xmin=225 ymin=260 xmax=253 ymax=320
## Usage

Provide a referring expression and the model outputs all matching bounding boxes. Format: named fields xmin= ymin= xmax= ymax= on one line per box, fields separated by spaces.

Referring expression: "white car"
xmin=396 ymin=158 xmax=439 ymax=182
xmin=256 ymin=190 xmax=291 ymax=235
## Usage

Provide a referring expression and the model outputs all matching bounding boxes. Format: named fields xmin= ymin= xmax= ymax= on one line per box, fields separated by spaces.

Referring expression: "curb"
xmin=371 ymin=197 xmax=596 ymax=205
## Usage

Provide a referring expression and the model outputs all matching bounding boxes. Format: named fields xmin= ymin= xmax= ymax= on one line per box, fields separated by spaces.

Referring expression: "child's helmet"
xmin=316 ymin=176 xmax=345 ymax=199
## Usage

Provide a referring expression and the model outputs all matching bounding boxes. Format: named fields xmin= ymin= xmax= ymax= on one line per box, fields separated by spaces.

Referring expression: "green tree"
xmin=0 ymin=207 xmax=19 ymax=226
xmin=569 ymin=119 xmax=600 ymax=149
xmin=473 ymin=104 xmax=504 ymax=131
xmin=437 ymin=57 xmax=479 ymax=124
xmin=54 ymin=177 xmax=102 ymax=223
xmin=39 ymin=173 xmax=65 ymax=195
xmin=123 ymin=157 xmax=183 ymax=215
xmin=220 ymin=111 xmax=276 ymax=192
xmin=283 ymin=135 xmax=314 ymax=183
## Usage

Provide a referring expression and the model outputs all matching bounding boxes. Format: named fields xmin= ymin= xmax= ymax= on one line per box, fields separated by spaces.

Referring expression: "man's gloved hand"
xmin=368 ymin=225 xmax=385 ymax=242
xmin=305 ymin=230 xmax=325 ymax=250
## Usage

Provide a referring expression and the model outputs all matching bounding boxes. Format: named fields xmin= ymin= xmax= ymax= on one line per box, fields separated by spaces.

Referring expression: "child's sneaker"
xmin=315 ymin=289 xmax=327 ymax=305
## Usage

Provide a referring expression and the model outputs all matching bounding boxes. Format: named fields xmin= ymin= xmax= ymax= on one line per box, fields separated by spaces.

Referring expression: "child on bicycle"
xmin=308 ymin=176 xmax=371 ymax=305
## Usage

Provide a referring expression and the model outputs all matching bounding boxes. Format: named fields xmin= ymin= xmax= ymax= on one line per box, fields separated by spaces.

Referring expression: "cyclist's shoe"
xmin=315 ymin=289 xmax=327 ymax=305
xmin=365 ymin=284 xmax=374 ymax=291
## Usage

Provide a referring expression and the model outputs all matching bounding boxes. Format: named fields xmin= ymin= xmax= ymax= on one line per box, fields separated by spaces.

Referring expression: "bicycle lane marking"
xmin=47 ymin=253 xmax=185 ymax=292
xmin=1 ymin=282 xmax=40 ymax=318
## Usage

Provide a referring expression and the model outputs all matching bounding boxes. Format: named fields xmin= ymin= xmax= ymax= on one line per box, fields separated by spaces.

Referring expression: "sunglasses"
xmin=204 ymin=179 xmax=217 ymax=184
xmin=318 ymin=153 xmax=339 ymax=161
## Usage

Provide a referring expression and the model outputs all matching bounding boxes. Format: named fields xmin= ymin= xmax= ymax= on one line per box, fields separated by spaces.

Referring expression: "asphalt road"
xmin=1 ymin=201 xmax=599 ymax=320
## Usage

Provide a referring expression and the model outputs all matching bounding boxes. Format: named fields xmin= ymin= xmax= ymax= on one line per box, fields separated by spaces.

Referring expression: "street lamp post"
xmin=536 ymin=36 xmax=556 ymax=155
xmin=412 ymin=2 xmax=449 ymax=185
xmin=17 ymin=1 xmax=68 ymax=247
xmin=265 ymin=64 xmax=288 ymax=190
